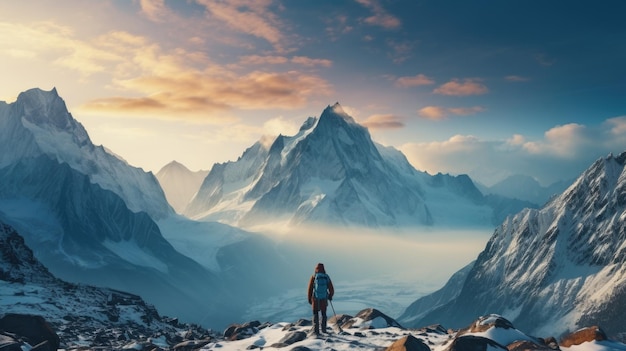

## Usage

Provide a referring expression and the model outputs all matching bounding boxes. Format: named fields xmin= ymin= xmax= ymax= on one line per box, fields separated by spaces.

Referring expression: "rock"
xmin=444 ymin=335 xmax=508 ymax=351
xmin=0 ymin=333 xmax=21 ymax=351
xmin=0 ymin=314 xmax=60 ymax=351
xmin=560 ymin=326 xmax=607 ymax=348
xmin=507 ymin=340 xmax=559 ymax=350
xmin=223 ymin=321 xmax=261 ymax=341
xmin=173 ymin=339 xmax=212 ymax=350
xmin=385 ymin=335 xmax=431 ymax=351
xmin=342 ymin=308 xmax=403 ymax=329
xmin=466 ymin=314 xmax=514 ymax=333
xmin=269 ymin=331 xmax=307 ymax=348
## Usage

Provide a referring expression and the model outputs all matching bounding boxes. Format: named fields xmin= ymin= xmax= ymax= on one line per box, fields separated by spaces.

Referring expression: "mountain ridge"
xmin=184 ymin=103 xmax=531 ymax=229
xmin=400 ymin=151 xmax=626 ymax=338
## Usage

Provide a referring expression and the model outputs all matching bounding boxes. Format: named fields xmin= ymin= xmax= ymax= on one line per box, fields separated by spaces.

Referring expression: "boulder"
xmin=560 ymin=326 xmax=607 ymax=348
xmin=444 ymin=335 xmax=508 ymax=351
xmin=0 ymin=314 xmax=59 ymax=351
xmin=507 ymin=340 xmax=559 ymax=350
xmin=223 ymin=321 xmax=261 ymax=341
xmin=0 ymin=333 xmax=21 ymax=351
xmin=385 ymin=335 xmax=430 ymax=351
xmin=343 ymin=308 xmax=403 ymax=329
xmin=269 ymin=331 xmax=306 ymax=348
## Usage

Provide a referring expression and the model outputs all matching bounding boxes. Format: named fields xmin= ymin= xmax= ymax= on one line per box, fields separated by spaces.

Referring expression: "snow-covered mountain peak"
xmin=185 ymin=103 xmax=523 ymax=228
xmin=319 ymin=102 xmax=358 ymax=127
xmin=16 ymin=87 xmax=78 ymax=133
xmin=0 ymin=87 xmax=173 ymax=220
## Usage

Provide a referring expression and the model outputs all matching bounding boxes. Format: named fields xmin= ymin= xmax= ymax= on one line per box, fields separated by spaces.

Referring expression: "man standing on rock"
xmin=307 ymin=262 xmax=335 ymax=335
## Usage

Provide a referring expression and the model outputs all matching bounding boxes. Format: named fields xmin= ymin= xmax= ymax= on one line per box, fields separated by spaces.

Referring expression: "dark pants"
xmin=312 ymin=298 xmax=328 ymax=333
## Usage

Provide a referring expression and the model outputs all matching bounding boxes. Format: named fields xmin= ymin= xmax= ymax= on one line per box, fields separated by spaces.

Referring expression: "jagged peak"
xmin=15 ymin=87 xmax=75 ymax=132
xmin=319 ymin=102 xmax=358 ymax=125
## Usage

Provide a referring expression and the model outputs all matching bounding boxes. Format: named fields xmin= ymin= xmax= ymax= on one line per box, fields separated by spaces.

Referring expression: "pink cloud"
xmin=395 ymin=74 xmax=435 ymax=88
xmin=355 ymin=0 xmax=401 ymax=29
xmin=361 ymin=114 xmax=405 ymax=129
xmin=433 ymin=79 xmax=488 ymax=96
xmin=418 ymin=105 xmax=485 ymax=120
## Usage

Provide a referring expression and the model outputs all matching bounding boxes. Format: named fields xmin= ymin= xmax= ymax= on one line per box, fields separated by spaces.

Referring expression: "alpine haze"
xmin=156 ymin=160 xmax=208 ymax=214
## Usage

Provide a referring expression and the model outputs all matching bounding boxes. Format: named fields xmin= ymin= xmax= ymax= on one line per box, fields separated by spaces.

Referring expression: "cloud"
xmin=361 ymin=114 xmax=405 ymax=129
xmin=86 ymin=69 xmax=333 ymax=119
xmin=239 ymin=55 xmax=289 ymax=65
xmin=355 ymin=0 xmax=401 ymax=29
xmin=291 ymin=56 xmax=333 ymax=67
xmin=139 ymin=0 xmax=169 ymax=22
xmin=236 ymin=55 xmax=334 ymax=68
xmin=386 ymin=39 xmax=415 ymax=64
xmin=263 ymin=116 xmax=300 ymax=136
xmin=522 ymin=123 xmax=590 ymax=158
xmin=196 ymin=0 xmax=286 ymax=51
xmin=399 ymin=117 xmax=626 ymax=186
xmin=418 ymin=106 xmax=485 ymax=120
xmin=395 ymin=74 xmax=434 ymax=88
xmin=0 ymin=21 xmax=121 ymax=77
xmin=0 ymin=18 xmax=333 ymax=121
xmin=433 ymin=79 xmax=488 ymax=96
xmin=505 ymin=75 xmax=530 ymax=82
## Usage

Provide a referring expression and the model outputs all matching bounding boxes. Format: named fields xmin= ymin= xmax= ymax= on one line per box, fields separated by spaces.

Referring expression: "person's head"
xmin=315 ymin=262 xmax=326 ymax=273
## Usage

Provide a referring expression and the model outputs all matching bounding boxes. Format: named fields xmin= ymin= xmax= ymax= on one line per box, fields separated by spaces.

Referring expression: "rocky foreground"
xmin=1 ymin=310 xmax=625 ymax=351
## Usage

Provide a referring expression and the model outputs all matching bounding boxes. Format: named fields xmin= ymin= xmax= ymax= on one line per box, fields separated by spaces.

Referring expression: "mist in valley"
xmin=241 ymin=225 xmax=494 ymax=323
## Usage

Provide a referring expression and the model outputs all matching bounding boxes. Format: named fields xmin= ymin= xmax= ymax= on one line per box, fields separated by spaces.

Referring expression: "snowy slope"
xmin=185 ymin=103 xmax=528 ymax=229
xmin=156 ymin=160 xmax=209 ymax=213
xmin=402 ymin=152 xmax=626 ymax=338
xmin=0 ymin=87 xmax=173 ymax=220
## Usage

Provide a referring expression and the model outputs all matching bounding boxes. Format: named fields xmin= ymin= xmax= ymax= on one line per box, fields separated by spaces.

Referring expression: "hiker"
xmin=307 ymin=262 xmax=335 ymax=335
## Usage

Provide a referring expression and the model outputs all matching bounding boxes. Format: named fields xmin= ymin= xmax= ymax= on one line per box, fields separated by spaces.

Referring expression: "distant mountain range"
xmin=399 ymin=151 xmax=626 ymax=338
xmin=156 ymin=161 xmax=208 ymax=214
xmin=475 ymin=174 xmax=573 ymax=206
xmin=177 ymin=103 xmax=533 ymax=229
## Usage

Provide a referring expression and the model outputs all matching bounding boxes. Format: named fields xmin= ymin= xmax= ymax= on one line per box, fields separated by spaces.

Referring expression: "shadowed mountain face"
xmin=401 ymin=152 xmax=626 ymax=338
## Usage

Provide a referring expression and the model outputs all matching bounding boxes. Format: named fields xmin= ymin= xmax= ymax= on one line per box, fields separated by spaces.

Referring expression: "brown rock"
xmin=560 ymin=326 xmax=607 ymax=348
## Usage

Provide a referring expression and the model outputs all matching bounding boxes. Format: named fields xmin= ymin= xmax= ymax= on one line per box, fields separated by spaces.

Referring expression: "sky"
xmin=0 ymin=0 xmax=625 ymax=186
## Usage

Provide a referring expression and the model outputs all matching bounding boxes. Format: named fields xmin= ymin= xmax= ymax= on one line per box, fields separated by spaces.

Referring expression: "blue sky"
xmin=0 ymin=0 xmax=624 ymax=185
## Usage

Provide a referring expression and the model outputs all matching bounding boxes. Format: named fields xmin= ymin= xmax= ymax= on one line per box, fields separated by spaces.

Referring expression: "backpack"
xmin=313 ymin=272 xmax=329 ymax=299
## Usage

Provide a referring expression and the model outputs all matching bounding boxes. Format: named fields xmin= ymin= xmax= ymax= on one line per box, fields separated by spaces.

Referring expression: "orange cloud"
xmin=196 ymin=0 xmax=286 ymax=51
xmin=433 ymin=79 xmax=488 ymax=96
xmin=418 ymin=105 xmax=485 ymax=120
xmin=395 ymin=74 xmax=435 ymax=88
xmin=361 ymin=114 xmax=405 ymax=129
xmin=139 ymin=0 xmax=169 ymax=22
xmin=239 ymin=55 xmax=289 ymax=65
xmin=291 ymin=56 xmax=333 ymax=67
xmin=418 ymin=106 xmax=446 ymax=120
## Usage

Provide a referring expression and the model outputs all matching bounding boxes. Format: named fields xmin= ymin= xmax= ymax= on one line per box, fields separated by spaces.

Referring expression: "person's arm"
xmin=307 ymin=275 xmax=314 ymax=304
xmin=328 ymin=276 xmax=335 ymax=300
